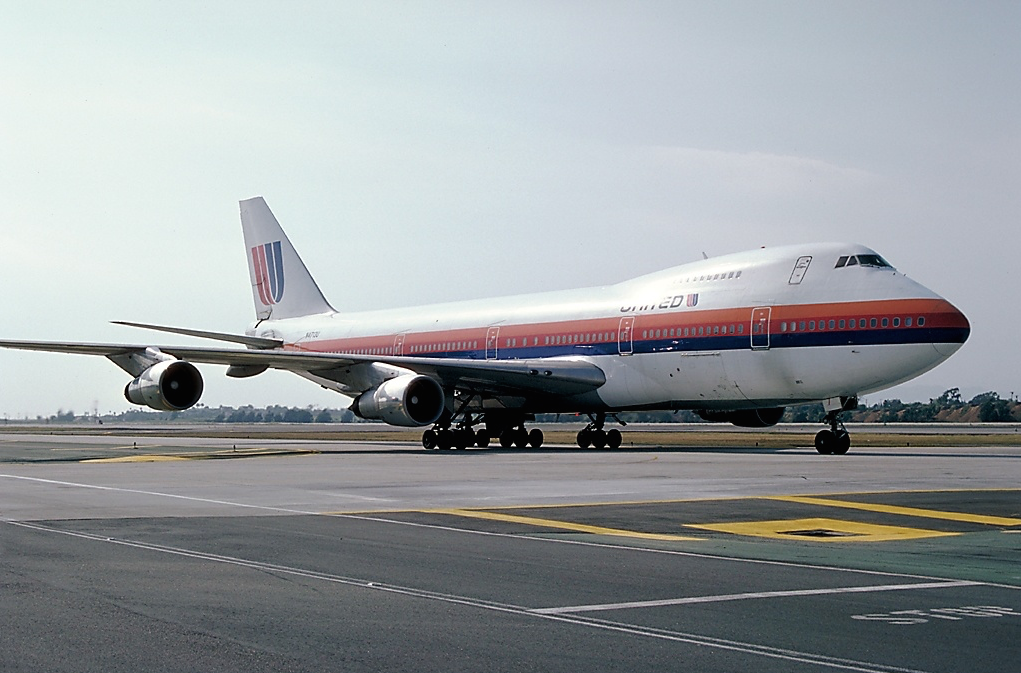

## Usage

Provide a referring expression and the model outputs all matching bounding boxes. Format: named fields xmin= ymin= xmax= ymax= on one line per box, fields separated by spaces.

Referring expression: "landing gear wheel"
xmin=422 ymin=429 xmax=438 ymax=450
xmin=606 ymin=429 xmax=622 ymax=449
xmin=833 ymin=430 xmax=851 ymax=455
xmin=815 ymin=429 xmax=836 ymax=454
xmin=437 ymin=429 xmax=453 ymax=451
xmin=475 ymin=429 xmax=490 ymax=448
xmin=817 ymin=407 xmax=853 ymax=455
xmin=591 ymin=429 xmax=607 ymax=449
xmin=576 ymin=429 xmax=592 ymax=449
xmin=499 ymin=431 xmax=515 ymax=448
xmin=527 ymin=428 xmax=544 ymax=448
xmin=513 ymin=428 xmax=528 ymax=448
xmin=454 ymin=428 xmax=472 ymax=450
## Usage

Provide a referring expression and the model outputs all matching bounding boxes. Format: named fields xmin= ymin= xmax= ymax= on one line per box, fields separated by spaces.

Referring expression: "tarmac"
xmin=1 ymin=428 xmax=1018 ymax=672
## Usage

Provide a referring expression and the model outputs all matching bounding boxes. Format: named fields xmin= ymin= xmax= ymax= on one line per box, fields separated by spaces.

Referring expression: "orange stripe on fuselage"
xmin=283 ymin=297 xmax=966 ymax=357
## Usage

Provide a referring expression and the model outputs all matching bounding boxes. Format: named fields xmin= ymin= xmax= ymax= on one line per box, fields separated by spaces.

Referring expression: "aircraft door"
xmin=618 ymin=316 xmax=635 ymax=355
xmin=486 ymin=327 xmax=500 ymax=359
xmin=751 ymin=307 xmax=771 ymax=350
xmin=392 ymin=333 xmax=406 ymax=356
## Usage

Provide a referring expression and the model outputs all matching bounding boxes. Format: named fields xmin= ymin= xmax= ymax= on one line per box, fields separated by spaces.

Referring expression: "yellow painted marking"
xmin=431 ymin=508 xmax=701 ymax=541
xmin=82 ymin=448 xmax=315 ymax=463
xmin=768 ymin=495 xmax=1021 ymax=527
xmin=81 ymin=453 xmax=189 ymax=463
xmin=687 ymin=518 xmax=958 ymax=542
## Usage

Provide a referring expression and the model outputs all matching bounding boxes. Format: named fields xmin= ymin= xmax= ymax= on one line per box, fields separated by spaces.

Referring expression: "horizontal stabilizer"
xmin=112 ymin=321 xmax=282 ymax=349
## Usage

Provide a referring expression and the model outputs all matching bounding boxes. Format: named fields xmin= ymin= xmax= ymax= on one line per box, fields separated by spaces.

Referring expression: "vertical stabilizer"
xmin=240 ymin=197 xmax=335 ymax=320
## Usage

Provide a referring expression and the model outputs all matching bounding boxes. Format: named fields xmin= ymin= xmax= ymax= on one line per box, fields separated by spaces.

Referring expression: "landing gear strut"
xmin=576 ymin=412 xmax=624 ymax=449
xmin=815 ymin=410 xmax=851 ymax=455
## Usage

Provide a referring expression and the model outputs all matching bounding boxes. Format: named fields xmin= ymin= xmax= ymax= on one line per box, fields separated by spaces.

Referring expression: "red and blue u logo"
xmin=252 ymin=241 xmax=285 ymax=305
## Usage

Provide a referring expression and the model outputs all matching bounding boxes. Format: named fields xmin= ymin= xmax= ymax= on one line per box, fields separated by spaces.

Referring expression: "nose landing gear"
xmin=815 ymin=408 xmax=852 ymax=455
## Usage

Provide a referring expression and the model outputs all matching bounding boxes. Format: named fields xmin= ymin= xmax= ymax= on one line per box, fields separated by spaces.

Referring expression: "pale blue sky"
xmin=1 ymin=2 xmax=1018 ymax=416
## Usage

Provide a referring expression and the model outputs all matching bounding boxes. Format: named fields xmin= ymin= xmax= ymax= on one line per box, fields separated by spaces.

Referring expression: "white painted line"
xmin=0 ymin=473 xmax=319 ymax=515
xmin=532 ymin=581 xmax=983 ymax=615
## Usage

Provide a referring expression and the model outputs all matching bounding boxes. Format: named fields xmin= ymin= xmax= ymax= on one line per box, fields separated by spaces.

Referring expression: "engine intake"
xmin=351 ymin=375 xmax=445 ymax=427
xmin=697 ymin=407 xmax=786 ymax=428
xmin=124 ymin=360 xmax=204 ymax=411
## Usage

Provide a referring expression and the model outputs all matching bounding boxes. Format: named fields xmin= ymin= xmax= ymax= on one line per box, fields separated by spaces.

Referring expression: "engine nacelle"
xmin=350 ymin=374 xmax=445 ymax=427
xmin=697 ymin=407 xmax=786 ymax=428
xmin=124 ymin=360 xmax=204 ymax=411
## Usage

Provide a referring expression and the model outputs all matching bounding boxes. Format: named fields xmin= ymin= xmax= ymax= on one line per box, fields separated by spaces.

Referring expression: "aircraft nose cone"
xmin=933 ymin=300 xmax=970 ymax=356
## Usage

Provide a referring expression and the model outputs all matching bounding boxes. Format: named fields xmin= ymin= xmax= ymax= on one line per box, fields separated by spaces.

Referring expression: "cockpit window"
xmin=857 ymin=254 xmax=891 ymax=268
xmin=835 ymin=254 xmax=893 ymax=269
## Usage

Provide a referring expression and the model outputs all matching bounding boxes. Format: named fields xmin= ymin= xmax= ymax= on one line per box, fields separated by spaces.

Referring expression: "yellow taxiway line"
xmin=430 ymin=508 xmax=701 ymax=542
xmin=767 ymin=495 xmax=1021 ymax=527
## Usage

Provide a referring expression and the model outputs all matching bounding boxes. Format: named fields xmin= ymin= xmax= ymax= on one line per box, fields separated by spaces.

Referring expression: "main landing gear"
xmin=421 ymin=409 xmax=544 ymax=451
xmin=815 ymin=410 xmax=851 ymax=455
xmin=576 ymin=412 xmax=624 ymax=449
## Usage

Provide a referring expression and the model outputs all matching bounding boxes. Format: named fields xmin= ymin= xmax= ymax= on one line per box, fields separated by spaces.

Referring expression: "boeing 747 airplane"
xmin=0 ymin=197 xmax=970 ymax=454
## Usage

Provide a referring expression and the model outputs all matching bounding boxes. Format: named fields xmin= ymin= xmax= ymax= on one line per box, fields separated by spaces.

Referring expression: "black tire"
xmin=422 ymin=430 xmax=437 ymax=450
xmin=606 ymin=429 xmax=622 ymax=449
xmin=833 ymin=430 xmax=851 ymax=455
xmin=592 ymin=429 xmax=607 ymax=449
xmin=500 ymin=431 xmax=515 ymax=448
xmin=513 ymin=428 xmax=528 ymax=449
xmin=437 ymin=430 xmax=453 ymax=451
xmin=475 ymin=429 xmax=490 ymax=448
xmin=815 ymin=429 xmax=835 ymax=455
xmin=528 ymin=428 xmax=544 ymax=448
xmin=576 ymin=429 xmax=591 ymax=449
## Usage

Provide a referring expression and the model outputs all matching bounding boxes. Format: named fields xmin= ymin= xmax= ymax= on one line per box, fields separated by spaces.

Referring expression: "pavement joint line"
xmin=428 ymin=507 xmax=702 ymax=541
xmin=326 ymin=488 xmax=1021 ymax=516
xmin=767 ymin=495 xmax=1021 ymax=526
xmin=531 ymin=580 xmax=983 ymax=615
xmin=1 ymin=518 xmax=938 ymax=673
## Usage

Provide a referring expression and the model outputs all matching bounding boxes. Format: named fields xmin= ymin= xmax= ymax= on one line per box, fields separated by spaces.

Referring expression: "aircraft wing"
xmin=0 ymin=339 xmax=606 ymax=398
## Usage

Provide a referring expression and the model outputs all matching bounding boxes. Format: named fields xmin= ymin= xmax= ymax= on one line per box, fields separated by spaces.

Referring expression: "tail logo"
xmin=252 ymin=241 xmax=285 ymax=305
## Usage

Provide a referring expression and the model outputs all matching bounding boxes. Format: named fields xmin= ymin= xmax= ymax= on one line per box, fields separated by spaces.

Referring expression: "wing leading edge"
xmin=0 ymin=339 xmax=606 ymax=399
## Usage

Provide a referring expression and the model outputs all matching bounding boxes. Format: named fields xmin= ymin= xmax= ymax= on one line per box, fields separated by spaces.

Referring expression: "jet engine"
xmin=350 ymin=374 xmax=445 ymax=427
xmin=697 ymin=407 xmax=786 ymax=428
xmin=124 ymin=360 xmax=204 ymax=411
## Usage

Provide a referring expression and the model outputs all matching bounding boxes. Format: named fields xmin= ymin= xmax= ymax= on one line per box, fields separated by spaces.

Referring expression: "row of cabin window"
xmin=643 ymin=325 xmax=745 ymax=339
xmin=342 ymin=347 xmax=394 ymax=355
xmin=409 ymin=340 xmax=480 ymax=354
xmin=541 ymin=332 xmax=617 ymax=346
xmin=780 ymin=316 xmax=926 ymax=333
xmin=680 ymin=270 xmax=743 ymax=283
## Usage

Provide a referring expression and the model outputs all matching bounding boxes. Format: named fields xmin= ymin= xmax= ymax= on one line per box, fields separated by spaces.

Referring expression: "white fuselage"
xmin=250 ymin=242 xmax=969 ymax=413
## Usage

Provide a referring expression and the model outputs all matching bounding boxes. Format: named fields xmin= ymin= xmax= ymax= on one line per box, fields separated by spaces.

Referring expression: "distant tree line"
xmin=26 ymin=388 xmax=1021 ymax=425
xmin=30 ymin=404 xmax=357 ymax=424
xmin=544 ymin=388 xmax=1020 ymax=424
